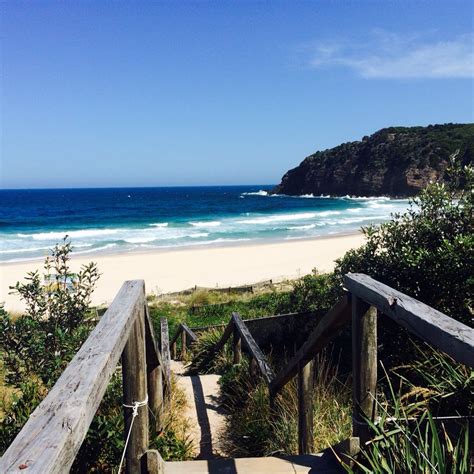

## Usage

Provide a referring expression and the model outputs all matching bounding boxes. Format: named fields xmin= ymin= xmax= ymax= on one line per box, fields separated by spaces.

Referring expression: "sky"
xmin=1 ymin=1 xmax=473 ymax=189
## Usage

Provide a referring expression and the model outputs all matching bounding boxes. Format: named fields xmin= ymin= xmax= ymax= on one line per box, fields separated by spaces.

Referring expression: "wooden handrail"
xmin=0 ymin=280 xmax=172 ymax=473
xmin=0 ymin=280 xmax=148 ymax=473
xmin=344 ymin=273 xmax=474 ymax=368
xmin=170 ymin=323 xmax=198 ymax=360
xmin=232 ymin=312 xmax=275 ymax=385
xmin=181 ymin=324 xmax=198 ymax=344
xmin=270 ymin=295 xmax=351 ymax=396
xmin=144 ymin=305 xmax=164 ymax=372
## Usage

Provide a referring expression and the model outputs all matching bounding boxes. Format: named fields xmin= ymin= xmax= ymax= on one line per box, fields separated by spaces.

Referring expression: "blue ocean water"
xmin=0 ymin=186 xmax=410 ymax=262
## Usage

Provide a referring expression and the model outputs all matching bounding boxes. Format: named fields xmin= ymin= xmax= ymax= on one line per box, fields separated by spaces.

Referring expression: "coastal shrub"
xmin=395 ymin=343 xmax=474 ymax=417
xmin=187 ymin=327 xmax=233 ymax=374
xmin=343 ymin=368 xmax=471 ymax=474
xmin=1 ymin=237 xmax=100 ymax=388
xmin=219 ymin=350 xmax=351 ymax=457
xmin=334 ymin=154 xmax=474 ymax=327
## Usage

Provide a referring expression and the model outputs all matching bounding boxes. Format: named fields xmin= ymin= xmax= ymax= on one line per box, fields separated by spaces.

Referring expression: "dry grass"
xmin=218 ymin=350 xmax=352 ymax=457
xmin=151 ymin=373 xmax=195 ymax=460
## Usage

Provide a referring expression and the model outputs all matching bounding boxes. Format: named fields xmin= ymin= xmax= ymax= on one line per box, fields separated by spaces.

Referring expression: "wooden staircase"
xmin=2 ymin=274 xmax=472 ymax=473
xmin=166 ymin=454 xmax=341 ymax=473
xmin=166 ymin=360 xmax=343 ymax=473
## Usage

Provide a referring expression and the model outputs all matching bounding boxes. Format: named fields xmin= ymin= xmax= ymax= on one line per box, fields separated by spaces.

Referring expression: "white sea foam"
xmin=241 ymin=190 xmax=269 ymax=196
xmin=73 ymin=243 xmax=118 ymax=255
xmin=18 ymin=228 xmax=120 ymax=240
xmin=149 ymin=223 xmax=168 ymax=228
xmin=365 ymin=201 xmax=396 ymax=209
xmin=316 ymin=211 xmax=341 ymax=217
xmin=189 ymin=233 xmax=209 ymax=238
xmin=340 ymin=195 xmax=391 ymax=201
xmin=189 ymin=221 xmax=222 ymax=228
xmin=288 ymin=224 xmax=317 ymax=231
xmin=238 ymin=212 xmax=317 ymax=225
xmin=0 ymin=246 xmax=52 ymax=254
xmin=124 ymin=236 xmax=158 ymax=244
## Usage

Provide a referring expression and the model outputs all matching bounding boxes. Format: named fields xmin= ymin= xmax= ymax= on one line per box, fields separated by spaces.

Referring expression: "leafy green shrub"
xmin=0 ymin=380 xmax=45 ymax=451
xmin=1 ymin=237 xmax=99 ymax=388
xmin=0 ymin=238 xmax=103 ymax=458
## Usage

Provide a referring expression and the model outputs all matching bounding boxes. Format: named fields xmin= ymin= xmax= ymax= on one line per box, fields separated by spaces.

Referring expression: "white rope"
xmin=117 ymin=394 xmax=149 ymax=473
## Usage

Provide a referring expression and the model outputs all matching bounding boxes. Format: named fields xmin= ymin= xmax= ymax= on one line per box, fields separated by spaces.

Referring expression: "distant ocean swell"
xmin=0 ymin=187 xmax=410 ymax=262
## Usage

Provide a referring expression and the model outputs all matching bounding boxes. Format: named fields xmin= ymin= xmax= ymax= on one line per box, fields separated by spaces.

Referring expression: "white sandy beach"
xmin=0 ymin=233 xmax=364 ymax=312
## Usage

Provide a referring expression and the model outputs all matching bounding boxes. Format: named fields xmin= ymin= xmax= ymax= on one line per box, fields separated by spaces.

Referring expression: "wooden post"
xmin=181 ymin=329 xmax=187 ymax=360
xmin=171 ymin=341 xmax=176 ymax=360
xmin=352 ymin=295 xmax=377 ymax=446
xmin=297 ymin=359 xmax=314 ymax=454
xmin=160 ymin=319 xmax=171 ymax=408
xmin=144 ymin=305 xmax=164 ymax=435
xmin=122 ymin=306 xmax=149 ymax=474
xmin=233 ymin=326 xmax=241 ymax=364
xmin=140 ymin=449 xmax=165 ymax=474
xmin=147 ymin=365 xmax=163 ymax=434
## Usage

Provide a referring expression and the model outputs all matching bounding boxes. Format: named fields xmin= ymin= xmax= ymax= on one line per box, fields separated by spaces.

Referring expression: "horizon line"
xmin=0 ymin=183 xmax=277 ymax=192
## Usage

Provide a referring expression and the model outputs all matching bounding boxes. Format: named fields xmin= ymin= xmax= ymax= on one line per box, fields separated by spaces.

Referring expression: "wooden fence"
xmin=172 ymin=273 xmax=474 ymax=455
xmin=0 ymin=280 xmax=171 ymax=474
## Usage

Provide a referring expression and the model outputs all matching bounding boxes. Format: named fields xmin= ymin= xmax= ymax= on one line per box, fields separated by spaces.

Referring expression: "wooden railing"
xmin=171 ymin=273 xmax=474 ymax=457
xmin=0 ymin=280 xmax=171 ymax=474
xmin=170 ymin=324 xmax=198 ymax=360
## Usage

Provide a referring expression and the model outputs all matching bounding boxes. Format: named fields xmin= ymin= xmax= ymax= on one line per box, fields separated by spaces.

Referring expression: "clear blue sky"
xmin=1 ymin=1 xmax=473 ymax=189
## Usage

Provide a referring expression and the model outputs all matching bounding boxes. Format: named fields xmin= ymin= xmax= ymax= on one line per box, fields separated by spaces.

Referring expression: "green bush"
xmin=1 ymin=237 xmax=100 ymax=388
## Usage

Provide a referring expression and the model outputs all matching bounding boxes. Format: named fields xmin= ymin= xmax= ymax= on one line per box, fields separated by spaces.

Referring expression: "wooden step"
xmin=165 ymin=453 xmax=343 ymax=473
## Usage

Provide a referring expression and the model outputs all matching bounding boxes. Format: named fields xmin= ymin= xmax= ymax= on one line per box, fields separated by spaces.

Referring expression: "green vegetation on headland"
xmin=0 ymin=154 xmax=472 ymax=471
xmin=273 ymin=123 xmax=474 ymax=197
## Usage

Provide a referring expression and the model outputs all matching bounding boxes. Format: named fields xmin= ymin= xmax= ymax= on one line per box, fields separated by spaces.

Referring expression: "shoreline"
xmin=0 ymin=229 xmax=362 ymax=265
xmin=0 ymin=231 xmax=365 ymax=312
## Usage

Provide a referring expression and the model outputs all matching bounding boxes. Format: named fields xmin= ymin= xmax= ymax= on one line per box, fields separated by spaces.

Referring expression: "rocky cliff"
xmin=272 ymin=123 xmax=474 ymax=197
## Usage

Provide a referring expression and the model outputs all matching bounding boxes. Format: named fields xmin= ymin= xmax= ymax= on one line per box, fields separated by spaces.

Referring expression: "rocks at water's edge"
xmin=272 ymin=123 xmax=474 ymax=197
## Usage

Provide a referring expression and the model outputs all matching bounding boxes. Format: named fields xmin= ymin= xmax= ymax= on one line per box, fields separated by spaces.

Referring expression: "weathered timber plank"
xmin=270 ymin=295 xmax=351 ymax=395
xmin=0 ymin=280 xmax=145 ymax=474
xmin=144 ymin=304 xmax=163 ymax=370
xmin=140 ymin=449 xmax=165 ymax=474
xmin=352 ymin=298 xmax=377 ymax=445
xmin=144 ymin=305 xmax=165 ymax=433
xmin=233 ymin=326 xmax=242 ymax=365
xmin=160 ymin=319 xmax=171 ymax=404
xmin=181 ymin=324 xmax=198 ymax=345
xmin=344 ymin=273 xmax=474 ymax=367
xmin=181 ymin=329 xmax=187 ymax=360
xmin=122 ymin=306 xmax=149 ymax=473
xmin=196 ymin=318 xmax=234 ymax=370
xmin=232 ymin=312 xmax=275 ymax=385
xmin=297 ymin=360 xmax=314 ymax=455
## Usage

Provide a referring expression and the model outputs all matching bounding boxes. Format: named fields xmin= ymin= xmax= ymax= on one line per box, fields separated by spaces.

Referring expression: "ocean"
xmin=0 ymin=186 xmax=410 ymax=263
